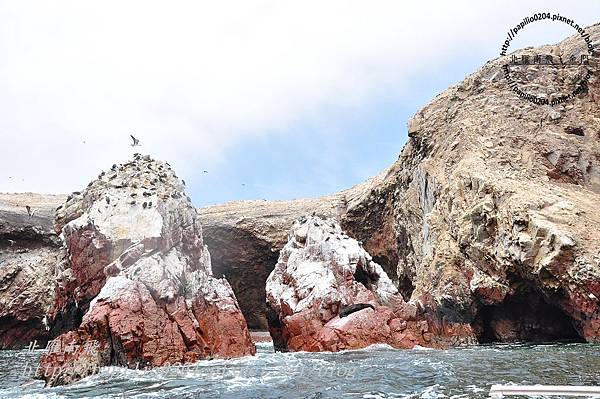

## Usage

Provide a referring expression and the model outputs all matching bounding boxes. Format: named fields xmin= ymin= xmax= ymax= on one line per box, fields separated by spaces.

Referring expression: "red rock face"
xmin=280 ymin=305 xmax=434 ymax=352
xmin=266 ymin=216 xmax=469 ymax=352
xmin=38 ymin=155 xmax=255 ymax=386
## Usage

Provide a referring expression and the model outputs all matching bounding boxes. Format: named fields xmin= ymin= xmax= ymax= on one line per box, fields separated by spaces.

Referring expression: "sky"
xmin=1 ymin=1 xmax=598 ymax=207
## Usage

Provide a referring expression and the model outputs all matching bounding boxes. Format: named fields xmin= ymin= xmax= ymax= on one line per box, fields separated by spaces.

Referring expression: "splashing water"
xmin=1 ymin=342 xmax=600 ymax=398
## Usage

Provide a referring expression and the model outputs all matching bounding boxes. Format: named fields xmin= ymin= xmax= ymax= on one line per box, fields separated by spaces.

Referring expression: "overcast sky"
xmin=1 ymin=1 xmax=598 ymax=206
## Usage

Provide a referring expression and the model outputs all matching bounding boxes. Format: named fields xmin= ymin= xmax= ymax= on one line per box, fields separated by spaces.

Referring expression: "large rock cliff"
xmin=37 ymin=155 xmax=255 ymax=386
xmin=200 ymin=23 xmax=600 ymax=343
xmin=341 ymin=23 xmax=600 ymax=343
xmin=0 ymin=193 xmax=64 ymax=348
xmin=1 ymin=23 xmax=599 ymax=351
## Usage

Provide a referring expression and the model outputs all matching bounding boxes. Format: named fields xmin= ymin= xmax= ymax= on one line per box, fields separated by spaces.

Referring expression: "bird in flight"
xmin=130 ymin=134 xmax=141 ymax=147
xmin=203 ymin=170 xmax=208 ymax=173
xmin=25 ymin=205 xmax=35 ymax=217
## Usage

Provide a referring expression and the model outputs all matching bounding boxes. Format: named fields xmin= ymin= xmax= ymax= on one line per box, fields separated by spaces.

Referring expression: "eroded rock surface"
xmin=197 ymin=177 xmax=390 ymax=330
xmin=38 ymin=155 xmax=254 ymax=386
xmin=204 ymin=24 xmax=600 ymax=344
xmin=342 ymin=24 xmax=600 ymax=343
xmin=0 ymin=193 xmax=64 ymax=348
xmin=265 ymin=216 xmax=469 ymax=352
xmin=198 ymin=195 xmax=348 ymax=329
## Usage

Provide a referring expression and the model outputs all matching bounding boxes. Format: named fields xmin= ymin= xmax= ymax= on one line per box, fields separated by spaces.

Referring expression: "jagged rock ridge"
xmin=342 ymin=23 xmax=600 ymax=343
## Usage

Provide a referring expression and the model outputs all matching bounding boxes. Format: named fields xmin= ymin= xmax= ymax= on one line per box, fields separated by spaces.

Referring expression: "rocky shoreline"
xmin=0 ymin=23 xmax=599 ymax=386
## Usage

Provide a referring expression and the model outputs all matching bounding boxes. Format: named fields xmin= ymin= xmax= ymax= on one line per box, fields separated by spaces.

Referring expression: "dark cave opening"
xmin=202 ymin=226 xmax=280 ymax=331
xmin=397 ymin=275 xmax=415 ymax=301
xmin=372 ymin=254 xmax=414 ymax=300
xmin=353 ymin=262 xmax=380 ymax=290
xmin=372 ymin=255 xmax=398 ymax=283
xmin=475 ymin=287 xmax=584 ymax=344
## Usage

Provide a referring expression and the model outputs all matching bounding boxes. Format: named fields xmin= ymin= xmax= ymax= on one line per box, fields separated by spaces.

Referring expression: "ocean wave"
xmin=2 ymin=343 xmax=599 ymax=398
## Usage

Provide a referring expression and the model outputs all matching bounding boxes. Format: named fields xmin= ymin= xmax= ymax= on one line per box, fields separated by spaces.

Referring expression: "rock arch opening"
xmin=201 ymin=226 xmax=279 ymax=330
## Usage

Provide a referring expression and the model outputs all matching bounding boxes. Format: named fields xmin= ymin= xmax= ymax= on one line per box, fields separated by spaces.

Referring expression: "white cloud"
xmin=0 ymin=0 xmax=597 ymax=195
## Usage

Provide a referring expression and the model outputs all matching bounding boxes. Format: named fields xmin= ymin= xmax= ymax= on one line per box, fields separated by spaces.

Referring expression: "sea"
xmin=1 ymin=342 xmax=599 ymax=398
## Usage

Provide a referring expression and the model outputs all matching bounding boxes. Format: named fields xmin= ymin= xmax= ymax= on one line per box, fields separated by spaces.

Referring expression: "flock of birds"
xmin=129 ymin=134 xmax=240 ymax=183
xmin=8 ymin=133 xmax=253 ymax=222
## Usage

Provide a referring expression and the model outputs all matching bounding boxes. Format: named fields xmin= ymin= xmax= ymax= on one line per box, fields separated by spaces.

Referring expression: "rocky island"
xmin=35 ymin=155 xmax=255 ymax=385
xmin=0 ymin=22 xmax=599 ymax=390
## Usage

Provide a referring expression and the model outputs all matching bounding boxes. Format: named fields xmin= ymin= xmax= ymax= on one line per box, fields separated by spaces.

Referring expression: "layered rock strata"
xmin=0 ymin=193 xmax=64 ymax=348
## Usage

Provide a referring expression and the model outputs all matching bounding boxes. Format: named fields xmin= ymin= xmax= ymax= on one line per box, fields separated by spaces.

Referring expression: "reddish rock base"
xmin=279 ymin=305 xmax=430 ymax=352
xmin=38 ymin=278 xmax=255 ymax=386
xmin=266 ymin=217 xmax=479 ymax=352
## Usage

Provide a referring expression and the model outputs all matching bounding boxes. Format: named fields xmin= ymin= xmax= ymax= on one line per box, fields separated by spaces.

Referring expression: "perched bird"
xmin=25 ymin=205 xmax=34 ymax=217
xmin=8 ymin=239 xmax=15 ymax=247
xmin=130 ymin=134 xmax=141 ymax=147
xmin=182 ymin=179 xmax=186 ymax=186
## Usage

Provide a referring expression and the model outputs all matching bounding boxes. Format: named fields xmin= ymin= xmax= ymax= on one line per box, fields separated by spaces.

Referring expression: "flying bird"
xmin=25 ymin=205 xmax=35 ymax=217
xmin=130 ymin=134 xmax=141 ymax=147
xmin=203 ymin=170 xmax=208 ymax=174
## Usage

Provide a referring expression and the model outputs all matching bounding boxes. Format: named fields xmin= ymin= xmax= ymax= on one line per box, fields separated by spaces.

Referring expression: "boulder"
xmin=265 ymin=216 xmax=468 ymax=352
xmin=37 ymin=155 xmax=255 ymax=386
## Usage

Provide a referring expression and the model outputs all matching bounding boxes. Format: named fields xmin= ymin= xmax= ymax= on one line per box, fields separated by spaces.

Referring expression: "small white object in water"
xmin=489 ymin=384 xmax=600 ymax=397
